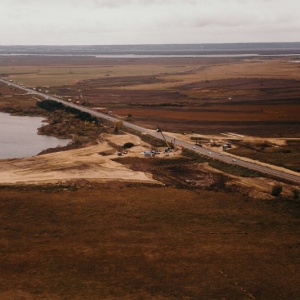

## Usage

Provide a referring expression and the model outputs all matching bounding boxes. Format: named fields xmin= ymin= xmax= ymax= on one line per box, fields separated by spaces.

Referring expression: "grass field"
xmin=1 ymin=186 xmax=300 ymax=299
xmin=0 ymin=60 xmax=190 ymax=87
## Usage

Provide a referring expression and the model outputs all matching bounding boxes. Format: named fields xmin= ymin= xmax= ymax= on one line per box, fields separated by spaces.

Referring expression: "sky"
xmin=0 ymin=0 xmax=299 ymax=45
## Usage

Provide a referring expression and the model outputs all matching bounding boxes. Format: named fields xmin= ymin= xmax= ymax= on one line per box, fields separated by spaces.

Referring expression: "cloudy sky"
xmin=0 ymin=0 xmax=299 ymax=45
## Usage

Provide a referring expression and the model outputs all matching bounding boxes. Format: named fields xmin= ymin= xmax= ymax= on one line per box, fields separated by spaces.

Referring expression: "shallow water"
xmin=0 ymin=112 xmax=70 ymax=159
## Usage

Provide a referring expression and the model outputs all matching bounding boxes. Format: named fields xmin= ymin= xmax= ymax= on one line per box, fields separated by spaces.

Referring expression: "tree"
xmin=293 ymin=189 xmax=299 ymax=200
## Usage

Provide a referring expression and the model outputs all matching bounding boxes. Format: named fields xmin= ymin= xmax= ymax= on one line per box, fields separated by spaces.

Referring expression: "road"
xmin=1 ymin=78 xmax=300 ymax=185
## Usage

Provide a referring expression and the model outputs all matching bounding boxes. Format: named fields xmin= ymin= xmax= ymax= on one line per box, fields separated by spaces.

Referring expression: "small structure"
xmin=223 ymin=143 xmax=232 ymax=150
xmin=144 ymin=150 xmax=152 ymax=158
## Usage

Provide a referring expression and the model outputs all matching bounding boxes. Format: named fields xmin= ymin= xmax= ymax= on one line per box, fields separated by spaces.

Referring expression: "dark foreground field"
xmin=1 ymin=186 xmax=300 ymax=299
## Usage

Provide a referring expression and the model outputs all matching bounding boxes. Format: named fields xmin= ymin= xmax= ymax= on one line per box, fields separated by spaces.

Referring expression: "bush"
xmin=271 ymin=185 xmax=283 ymax=197
xmin=123 ymin=142 xmax=135 ymax=149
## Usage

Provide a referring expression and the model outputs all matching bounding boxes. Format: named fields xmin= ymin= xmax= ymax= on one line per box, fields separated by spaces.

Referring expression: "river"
xmin=0 ymin=112 xmax=71 ymax=159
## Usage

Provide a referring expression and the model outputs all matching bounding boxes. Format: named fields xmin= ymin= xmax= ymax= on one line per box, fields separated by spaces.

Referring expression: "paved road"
xmin=1 ymin=78 xmax=300 ymax=184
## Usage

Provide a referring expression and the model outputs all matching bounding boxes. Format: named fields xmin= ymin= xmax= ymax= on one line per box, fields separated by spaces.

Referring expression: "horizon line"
xmin=1 ymin=41 xmax=300 ymax=47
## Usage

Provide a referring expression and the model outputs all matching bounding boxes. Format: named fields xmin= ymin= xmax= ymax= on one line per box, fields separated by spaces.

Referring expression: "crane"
xmin=156 ymin=126 xmax=172 ymax=152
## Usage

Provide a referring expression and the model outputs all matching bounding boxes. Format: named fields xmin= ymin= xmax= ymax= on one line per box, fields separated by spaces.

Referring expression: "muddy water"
xmin=0 ymin=112 xmax=70 ymax=159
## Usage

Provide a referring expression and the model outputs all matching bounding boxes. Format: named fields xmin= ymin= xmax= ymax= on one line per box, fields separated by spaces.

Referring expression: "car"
xmin=192 ymin=146 xmax=196 ymax=149
xmin=232 ymin=159 xmax=236 ymax=162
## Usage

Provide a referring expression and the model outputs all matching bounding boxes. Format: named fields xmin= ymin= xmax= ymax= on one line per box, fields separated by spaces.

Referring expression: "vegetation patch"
xmin=33 ymin=99 xmax=111 ymax=149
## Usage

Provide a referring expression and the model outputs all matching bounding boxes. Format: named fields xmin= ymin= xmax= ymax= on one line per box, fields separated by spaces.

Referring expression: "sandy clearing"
xmin=100 ymin=132 xmax=148 ymax=146
xmin=0 ymin=137 xmax=158 ymax=185
xmin=169 ymin=131 xmax=293 ymax=146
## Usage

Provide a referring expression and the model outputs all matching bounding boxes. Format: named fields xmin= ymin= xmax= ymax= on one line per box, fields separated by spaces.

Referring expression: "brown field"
xmin=3 ymin=56 xmax=296 ymax=137
xmin=1 ymin=186 xmax=300 ymax=299
xmin=79 ymin=75 xmax=300 ymax=136
xmin=2 ymin=56 xmax=300 ymax=135
xmin=1 ymin=55 xmax=300 ymax=299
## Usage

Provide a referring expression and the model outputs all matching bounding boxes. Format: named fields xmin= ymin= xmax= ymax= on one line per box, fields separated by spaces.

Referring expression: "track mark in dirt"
xmin=218 ymin=269 xmax=256 ymax=300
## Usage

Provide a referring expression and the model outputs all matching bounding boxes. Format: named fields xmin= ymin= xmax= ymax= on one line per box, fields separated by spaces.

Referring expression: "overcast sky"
xmin=0 ymin=0 xmax=299 ymax=45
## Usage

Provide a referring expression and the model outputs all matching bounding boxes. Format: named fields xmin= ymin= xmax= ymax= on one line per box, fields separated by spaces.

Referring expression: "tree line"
xmin=37 ymin=99 xmax=99 ymax=124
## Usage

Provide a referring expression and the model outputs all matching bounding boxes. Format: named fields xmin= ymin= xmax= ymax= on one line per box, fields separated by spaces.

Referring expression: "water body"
xmin=1 ymin=53 xmax=300 ymax=59
xmin=0 ymin=112 xmax=71 ymax=159
xmin=1 ymin=43 xmax=300 ymax=57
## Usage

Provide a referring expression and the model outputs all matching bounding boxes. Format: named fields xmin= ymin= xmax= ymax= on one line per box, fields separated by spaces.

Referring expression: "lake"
xmin=0 ymin=112 xmax=71 ymax=159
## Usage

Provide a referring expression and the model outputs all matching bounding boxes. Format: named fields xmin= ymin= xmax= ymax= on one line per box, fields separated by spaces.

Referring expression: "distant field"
xmin=112 ymin=104 xmax=299 ymax=122
xmin=0 ymin=58 xmax=192 ymax=86
xmin=1 ymin=54 xmax=300 ymax=156
xmin=2 ymin=57 xmax=300 ymax=87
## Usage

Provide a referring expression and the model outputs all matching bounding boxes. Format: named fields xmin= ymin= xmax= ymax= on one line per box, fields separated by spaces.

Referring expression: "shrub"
xmin=271 ymin=185 xmax=283 ymax=197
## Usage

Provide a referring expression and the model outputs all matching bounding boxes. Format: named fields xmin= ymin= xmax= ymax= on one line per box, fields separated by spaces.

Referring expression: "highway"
xmin=1 ymin=78 xmax=300 ymax=185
